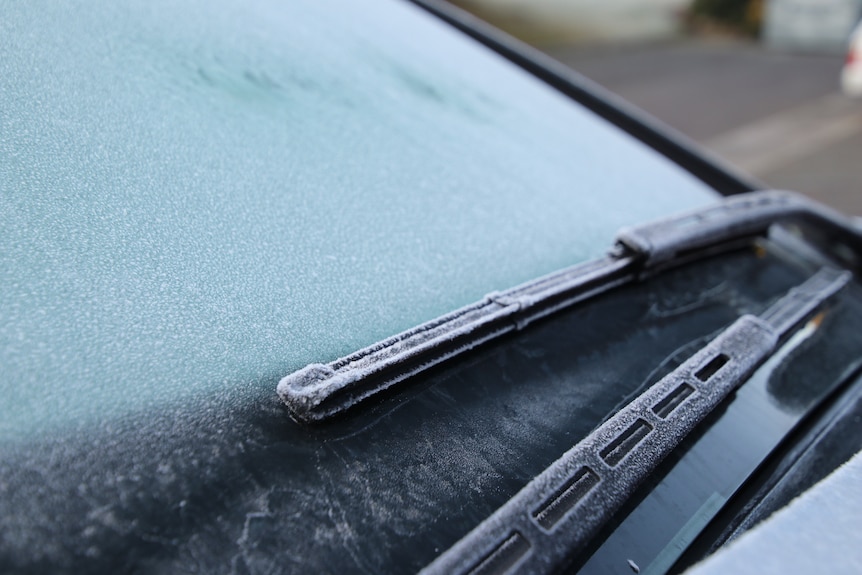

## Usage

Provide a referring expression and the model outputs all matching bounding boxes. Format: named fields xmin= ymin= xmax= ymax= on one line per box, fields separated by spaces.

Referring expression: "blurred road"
xmin=544 ymin=41 xmax=862 ymax=214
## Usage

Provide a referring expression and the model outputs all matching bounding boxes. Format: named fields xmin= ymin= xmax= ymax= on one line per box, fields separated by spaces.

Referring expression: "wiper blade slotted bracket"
xmin=278 ymin=191 xmax=862 ymax=424
xmin=420 ymin=267 xmax=850 ymax=575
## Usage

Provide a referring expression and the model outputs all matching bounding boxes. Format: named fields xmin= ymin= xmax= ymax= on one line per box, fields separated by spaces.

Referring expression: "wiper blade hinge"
xmin=616 ymin=190 xmax=862 ymax=272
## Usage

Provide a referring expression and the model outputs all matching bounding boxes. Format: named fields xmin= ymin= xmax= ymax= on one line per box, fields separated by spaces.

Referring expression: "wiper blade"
xmin=278 ymin=256 xmax=635 ymax=423
xmin=420 ymin=267 xmax=850 ymax=575
xmin=278 ymin=191 xmax=862 ymax=424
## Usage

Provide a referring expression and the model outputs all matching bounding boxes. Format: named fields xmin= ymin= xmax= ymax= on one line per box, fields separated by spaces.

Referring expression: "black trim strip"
xmin=277 ymin=191 xmax=862 ymax=424
xmin=404 ymin=0 xmax=761 ymax=195
xmin=419 ymin=268 xmax=850 ymax=575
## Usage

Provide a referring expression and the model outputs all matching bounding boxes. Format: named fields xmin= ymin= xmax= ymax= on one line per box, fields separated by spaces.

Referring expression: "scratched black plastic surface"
xmin=0 ymin=245 xmax=849 ymax=574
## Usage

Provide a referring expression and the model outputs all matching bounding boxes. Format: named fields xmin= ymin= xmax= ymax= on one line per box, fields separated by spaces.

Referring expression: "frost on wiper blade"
xmin=614 ymin=188 xmax=862 ymax=271
xmin=420 ymin=267 xmax=850 ymax=575
xmin=277 ymin=190 xmax=862 ymax=424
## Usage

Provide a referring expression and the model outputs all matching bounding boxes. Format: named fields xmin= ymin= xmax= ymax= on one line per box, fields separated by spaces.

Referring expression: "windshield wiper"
xmin=420 ymin=266 xmax=850 ymax=575
xmin=277 ymin=190 xmax=862 ymax=424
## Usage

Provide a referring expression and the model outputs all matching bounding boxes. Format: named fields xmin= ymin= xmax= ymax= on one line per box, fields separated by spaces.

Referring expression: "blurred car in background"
xmin=842 ymin=21 xmax=862 ymax=96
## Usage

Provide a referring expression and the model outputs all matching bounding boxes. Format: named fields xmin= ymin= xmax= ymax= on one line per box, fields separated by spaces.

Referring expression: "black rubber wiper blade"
xmin=278 ymin=191 xmax=862 ymax=424
xmin=278 ymin=256 xmax=636 ymax=424
xmin=420 ymin=267 xmax=850 ymax=575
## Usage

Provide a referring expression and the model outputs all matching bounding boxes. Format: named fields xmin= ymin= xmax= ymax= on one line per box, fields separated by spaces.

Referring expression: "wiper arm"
xmin=420 ymin=267 xmax=850 ymax=575
xmin=278 ymin=191 xmax=862 ymax=424
xmin=615 ymin=189 xmax=862 ymax=271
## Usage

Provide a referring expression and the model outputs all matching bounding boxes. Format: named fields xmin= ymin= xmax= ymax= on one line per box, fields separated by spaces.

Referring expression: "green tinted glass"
xmin=0 ymin=0 xmax=715 ymax=438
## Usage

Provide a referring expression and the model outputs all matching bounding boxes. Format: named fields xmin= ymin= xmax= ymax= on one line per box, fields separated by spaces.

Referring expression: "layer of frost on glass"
xmin=0 ymin=0 xmax=716 ymax=437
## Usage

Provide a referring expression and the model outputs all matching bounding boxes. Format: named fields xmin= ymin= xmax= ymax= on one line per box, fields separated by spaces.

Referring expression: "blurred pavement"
xmin=544 ymin=41 xmax=862 ymax=214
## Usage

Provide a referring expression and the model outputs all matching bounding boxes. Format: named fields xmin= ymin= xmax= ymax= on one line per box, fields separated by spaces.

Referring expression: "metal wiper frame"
xmin=278 ymin=190 xmax=862 ymax=424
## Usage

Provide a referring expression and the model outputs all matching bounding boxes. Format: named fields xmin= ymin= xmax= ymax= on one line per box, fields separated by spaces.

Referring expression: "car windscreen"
xmin=0 ymin=0 xmax=717 ymax=442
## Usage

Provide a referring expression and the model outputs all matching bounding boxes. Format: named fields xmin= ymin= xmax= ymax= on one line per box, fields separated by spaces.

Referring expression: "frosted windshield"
xmin=0 ymin=0 xmax=716 ymax=438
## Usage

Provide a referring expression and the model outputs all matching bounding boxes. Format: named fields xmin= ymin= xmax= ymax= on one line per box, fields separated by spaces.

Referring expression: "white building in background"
xmin=458 ymin=0 xmax=691 ymax=44
xmin=764 ymin=0 xmax=862 ymax=52
xmin=461 ymin=0 xmax=862 ymax=50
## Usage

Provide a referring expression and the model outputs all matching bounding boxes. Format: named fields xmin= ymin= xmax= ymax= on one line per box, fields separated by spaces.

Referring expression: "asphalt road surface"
xmin=544 ymin=40 xmax=862 ymax=214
